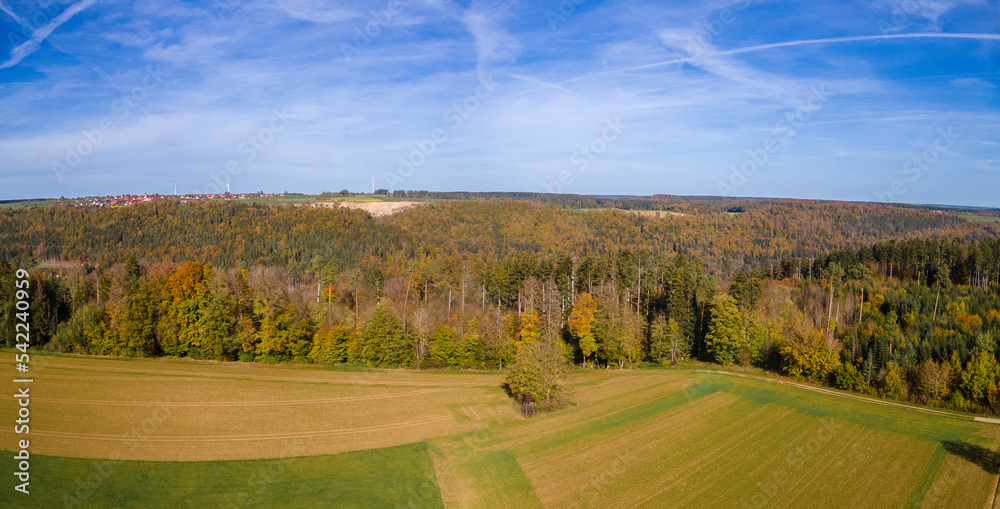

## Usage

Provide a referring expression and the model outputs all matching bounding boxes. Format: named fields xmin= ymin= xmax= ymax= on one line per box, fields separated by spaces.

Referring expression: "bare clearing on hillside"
xmin=315 ymin=200 xmax=427 ymax=217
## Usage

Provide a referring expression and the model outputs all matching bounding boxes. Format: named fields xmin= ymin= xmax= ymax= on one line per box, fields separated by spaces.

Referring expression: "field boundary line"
xmin=484 ymin=380 xmax=708 ymax=452
xmin=521 ymin=391 xmax=736 ymax=472
xmin=988 ymin=452 xmax=1000 ymax=509
xmin=29 ymin=387 xmax=455 ymax=407
xmin=37 ymin=362 xmax=490 ymax=386
xmin=696 ymin=370 xmax=983 ymax=422
xmin=15 ymin=415 xmax=456 ymax=442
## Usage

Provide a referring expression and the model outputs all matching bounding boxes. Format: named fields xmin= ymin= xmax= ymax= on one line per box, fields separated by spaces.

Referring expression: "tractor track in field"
xmin=571 ymin=374 xmax=642 ymax=390
xmin=31 ymin=387 xmax=455 ymax=407
xmin=18 ymin=415 xmax=456 ymax=442
xmin=39 ymin=362 xmax=493 ymax=387
xmin=629 ymin=406 xmax=797 ymax=508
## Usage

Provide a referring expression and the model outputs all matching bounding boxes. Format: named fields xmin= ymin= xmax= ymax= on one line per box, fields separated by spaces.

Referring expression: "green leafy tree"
xmin=834 ymin=362 xmax=865 ymax=392
xmin=651 ymin=315 xmax=687 ymax=366
xmin=881 ymin=361 xmax=905 ymax=399
xmin=961 ymin=350 xmax=1000 ymax=404
xmin=0 ymin=260 xmax=14 ymax=346
xmin=705 ymin=294 xmax=760 ymax=365
xmin=780 ymin=323 xmax=841 ymax=382
xmin=197 ymin=273 xmax=239 ymax=360
xmin=503 ymin=340 xmax=569 ymax=406
xmin=429 ymin=326 xmax=457 ymax=366
xmin=359 ymin=302 xmax=410 ymax=367
xmin=309 ymin=323 xmax=350 ymax=364
xmin=108 ymin=257 xmax=156 ymax=356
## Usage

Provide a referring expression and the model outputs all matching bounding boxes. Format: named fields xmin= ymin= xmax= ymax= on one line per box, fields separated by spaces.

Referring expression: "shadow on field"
xmin=942 ymin=440 xmax=1000 ymax=474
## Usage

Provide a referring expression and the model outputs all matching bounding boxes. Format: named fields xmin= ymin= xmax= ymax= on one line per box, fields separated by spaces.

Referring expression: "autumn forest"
xmin=3 ymin=194 xmax=1000 ymax=414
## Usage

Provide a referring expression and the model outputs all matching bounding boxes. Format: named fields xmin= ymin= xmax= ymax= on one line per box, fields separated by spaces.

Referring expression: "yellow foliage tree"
xmin=567 ymin=293 xmax=598 ymax=366
xmin=517 ymin=310 xmax=540 ymax=351
xmin=780 ymin=322 xmax=841 ymax=382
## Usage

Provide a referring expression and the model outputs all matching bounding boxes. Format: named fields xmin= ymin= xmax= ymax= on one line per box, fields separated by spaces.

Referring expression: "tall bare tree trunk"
xmin=637 ymin=261 xmax=642 ymax=313
xmin=858 ymin=286 xmax=864 ymax=323
xmin=827 ymin=279 xmax=834 ymax=332
xmin=933 ymin=287 xmax=940 ymax=320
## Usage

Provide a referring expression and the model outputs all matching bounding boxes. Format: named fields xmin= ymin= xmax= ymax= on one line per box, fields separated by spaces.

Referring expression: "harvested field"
xmin=3 ymin=353 xmax=999 ymax=508
xmin=0 ymin=354 xmax=507 ymax=461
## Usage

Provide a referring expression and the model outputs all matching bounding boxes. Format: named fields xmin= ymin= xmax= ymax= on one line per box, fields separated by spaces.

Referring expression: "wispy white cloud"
xmin=1 ymin=0 xmax=998 ymax=205
xmin=461 ymin=1 xmax=521 ymax=73
xmin=274 ymin=1 xmax=360 ymax=23
xmin=878 ymin=0 xmax=987 ymax=31
xmin=143 ymin=34 xmax=234 ymax=65
xmin=952 ymin=76 xmax=997 ymax=88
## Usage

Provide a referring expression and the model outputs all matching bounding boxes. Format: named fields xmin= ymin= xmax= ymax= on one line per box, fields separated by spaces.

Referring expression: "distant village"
xmin=64 ymin=192 xmax=277 ymax=207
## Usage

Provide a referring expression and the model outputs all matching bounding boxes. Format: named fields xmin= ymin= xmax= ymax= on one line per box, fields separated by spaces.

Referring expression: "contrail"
xmin=0 ymin=0 xmax=97 ymax=69
xmin=554 ymin=32 xmax=1000 ymax=87
xmin=0 ymin=0 xmax=27 ymax=28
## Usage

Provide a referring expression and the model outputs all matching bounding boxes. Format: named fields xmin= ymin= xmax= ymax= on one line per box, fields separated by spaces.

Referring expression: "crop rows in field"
xmin=0 ymin=354 xmax=515 ymax=461
xmin=4 ymin=354 xmax=1000 ymax=508
xmin=429 ymin=371 xmax=1000 ymax=508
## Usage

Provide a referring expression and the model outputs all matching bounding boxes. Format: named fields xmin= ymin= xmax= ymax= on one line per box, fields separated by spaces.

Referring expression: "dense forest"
xmin=3 ymin=197 xmax=1000 ymax=413
xmin=3 ymin=196 xmax=997 ymax=271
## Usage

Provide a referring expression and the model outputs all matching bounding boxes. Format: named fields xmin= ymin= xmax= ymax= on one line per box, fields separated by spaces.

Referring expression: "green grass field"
xmin=959 ymin=212 xmax=1000 ymax=223
xmin=3 ymin=353 xmax=999 ymax=508
xmin=12 ymin=444 xmax=442 ymax=509
xmin=0 ymin=199 xmax=59 ymax=209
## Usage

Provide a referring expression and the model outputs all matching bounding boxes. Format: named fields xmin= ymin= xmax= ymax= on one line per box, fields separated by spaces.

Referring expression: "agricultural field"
xmin=0 ymin=199 xmax=58 ymax=210
xmin=3 ymin=352 xmax=1000 ymax=508
xmin=959 ymin=212 xmax=1000 ymax=223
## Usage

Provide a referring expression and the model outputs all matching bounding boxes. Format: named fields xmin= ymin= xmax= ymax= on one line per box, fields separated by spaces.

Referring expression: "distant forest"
xmin=3 ymin=196 xmax=1000 ymax=413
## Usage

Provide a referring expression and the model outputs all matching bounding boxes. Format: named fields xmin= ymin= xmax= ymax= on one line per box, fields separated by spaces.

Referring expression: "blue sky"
xmin=1 ymin=0 xmax=998 ymax=206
